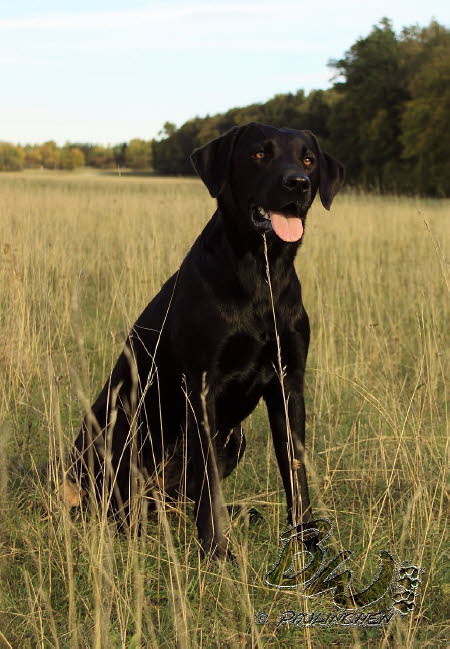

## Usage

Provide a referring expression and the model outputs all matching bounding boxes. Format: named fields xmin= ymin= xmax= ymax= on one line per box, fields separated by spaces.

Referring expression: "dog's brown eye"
xmin=303 ymin=157 xmax=314 ymax=168
xmin=253 ymin=151 xmax=265 ymax=160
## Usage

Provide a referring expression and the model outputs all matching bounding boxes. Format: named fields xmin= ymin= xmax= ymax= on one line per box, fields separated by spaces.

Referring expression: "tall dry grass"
xmin=0 ymin=171 xmax=448 ymax=648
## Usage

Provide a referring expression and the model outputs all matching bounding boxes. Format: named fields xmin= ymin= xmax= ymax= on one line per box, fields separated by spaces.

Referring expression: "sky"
xmin=1 ymin=0 xmax=448 ymax=145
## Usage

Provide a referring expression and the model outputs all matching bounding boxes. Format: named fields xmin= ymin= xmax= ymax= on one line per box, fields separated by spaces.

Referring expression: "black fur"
xmin=71 ymin=123 xmax=344 ymax=559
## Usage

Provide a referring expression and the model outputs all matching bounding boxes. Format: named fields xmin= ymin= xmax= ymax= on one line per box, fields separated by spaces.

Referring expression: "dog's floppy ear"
xmin=190 ymin=125 xmax=244 ymax=198
xmin=305 ymin=131 xmax=345 ymax=210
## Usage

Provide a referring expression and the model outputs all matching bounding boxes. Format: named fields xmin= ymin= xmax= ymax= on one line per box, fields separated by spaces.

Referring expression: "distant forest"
xmin=1 ymin=19 xmax=449 ymax=196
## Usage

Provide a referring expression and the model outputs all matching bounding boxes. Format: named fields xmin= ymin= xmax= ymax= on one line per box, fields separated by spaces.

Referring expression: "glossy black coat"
xmin=72 ymin=123 xmax=344 ymax=558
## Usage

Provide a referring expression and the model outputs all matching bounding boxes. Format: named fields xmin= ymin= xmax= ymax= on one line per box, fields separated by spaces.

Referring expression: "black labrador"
xmin=69 ymin=123 xmax=344 ymax=559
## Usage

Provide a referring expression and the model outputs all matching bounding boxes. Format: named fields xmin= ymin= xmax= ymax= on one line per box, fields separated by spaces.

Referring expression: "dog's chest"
xmin=217 ymin=327 xmax=275 ymax=378
xmin=214 ymin=326 xmax=277 ymax=427
xmin=216 ymin=298 xmax=282 ymax=385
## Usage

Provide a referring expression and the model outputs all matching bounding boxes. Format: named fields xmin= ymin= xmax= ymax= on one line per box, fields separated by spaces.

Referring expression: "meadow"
xmin=0 ymin=170 xmax=448 ymax=648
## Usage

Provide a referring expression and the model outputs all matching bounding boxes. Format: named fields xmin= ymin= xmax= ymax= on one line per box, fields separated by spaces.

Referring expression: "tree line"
xmin=0 ymin=139 xmax=151 ymax=172
xmin=152 ymin=19 xmax=450 ymax=196
xmin=1 ymin=19 xmax=449 ymax=195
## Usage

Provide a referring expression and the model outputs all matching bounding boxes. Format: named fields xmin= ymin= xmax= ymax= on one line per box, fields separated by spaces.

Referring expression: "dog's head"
xmin=191 ymin=122 xmax=344 ymax=243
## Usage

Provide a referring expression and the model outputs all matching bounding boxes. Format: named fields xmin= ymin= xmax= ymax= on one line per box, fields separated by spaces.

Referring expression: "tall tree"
xmin=125 ymin=139 xmax=152 ymax=170
xmin=0 ymin=143 xmax=24 ymax=171
xmin=40 ymin=141 xmax=60 ymax=169
xmin=59 ymin=145 xmax=85 ymax=170
xmin=328 ymin=18 xmax=409 ymax=188
xmin=400 ymin=22 xmax=450 ymax=195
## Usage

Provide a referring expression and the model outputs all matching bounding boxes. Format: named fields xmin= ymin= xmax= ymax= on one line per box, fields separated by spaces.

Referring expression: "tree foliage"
xmin=1 ymin=19 xmax=448 ymax=194
xmin=152 ymin=19 xmax=450 ymax=196
xmin=399 ymin=22 xmax=450 ymax=195
xmin=59 ymin=145 xmax=85 ymax=170
xmin=125 ymin=139 xmax=152 ymax=170
xmin=0 ymin=143 xmax=24 ymax=171
xmin=39 ymin=141 xmax=60 ymax=170
xmin=0 ymin=140 xmax=150 ymax=172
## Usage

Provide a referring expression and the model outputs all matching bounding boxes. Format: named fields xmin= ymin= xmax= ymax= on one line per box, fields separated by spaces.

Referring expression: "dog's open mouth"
xmin=251 ymin=202 xmax=304 ymax=242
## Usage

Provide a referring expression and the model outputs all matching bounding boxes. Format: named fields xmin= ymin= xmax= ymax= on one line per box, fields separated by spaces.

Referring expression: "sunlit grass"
xmin=0 ymin=172 xmax=448 ymax=647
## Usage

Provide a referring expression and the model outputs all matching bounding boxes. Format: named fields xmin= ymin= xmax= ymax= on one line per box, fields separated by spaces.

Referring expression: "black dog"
xmin=69 ymin=123 xmax=344 ymax=559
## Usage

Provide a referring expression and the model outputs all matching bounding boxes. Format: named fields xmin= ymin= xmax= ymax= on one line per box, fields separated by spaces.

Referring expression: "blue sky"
xmin=1 ymin=0 xmax=448 ymax=145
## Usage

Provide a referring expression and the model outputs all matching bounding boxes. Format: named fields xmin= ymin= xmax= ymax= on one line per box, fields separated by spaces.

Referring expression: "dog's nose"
xmin=282 ymin=173 xmax=310 ymax=193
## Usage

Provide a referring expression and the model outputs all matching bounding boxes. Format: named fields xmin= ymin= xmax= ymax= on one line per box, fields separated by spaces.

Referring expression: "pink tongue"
xmin=270 ymin=212 xmax=304 ymax=242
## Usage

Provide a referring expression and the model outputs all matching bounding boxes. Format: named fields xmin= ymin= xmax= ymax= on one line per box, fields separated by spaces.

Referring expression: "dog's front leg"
xmin=186 ymin=375 xmax=229 ymax=559
xmin=264 ymin=373 xmax=312 ymax=527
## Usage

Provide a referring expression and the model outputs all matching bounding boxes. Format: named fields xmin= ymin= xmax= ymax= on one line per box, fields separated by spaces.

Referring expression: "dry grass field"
xmin=0 ymin=170 xmax=448 ymax=648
